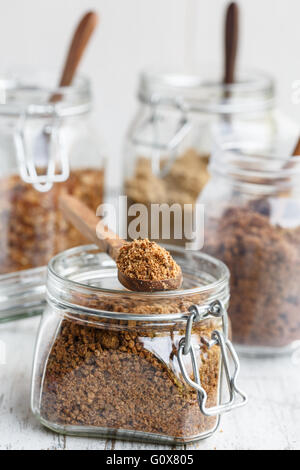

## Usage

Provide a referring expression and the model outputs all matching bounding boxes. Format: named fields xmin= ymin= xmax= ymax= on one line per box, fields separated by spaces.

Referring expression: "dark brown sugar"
xmin=40 ymin=322 xmax=220 ymax=439
xmin=205 ymin=199 xmax=300 ymax=348
xmin=0 ymin=169 xmax=104 ymax=275
xmin=38 ymin=301 xmax=221 ymax=440
xmin=117 ymin=239 xmax=181 ymax=281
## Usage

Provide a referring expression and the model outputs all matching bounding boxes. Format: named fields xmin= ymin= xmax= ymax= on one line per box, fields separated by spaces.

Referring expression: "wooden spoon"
xmin=280 ymin=137 xmax=300 ymax=171
xmin=58 ymin=11 xmax=99 ymax=88
xmin=59 ymin=194 xmax=183 ymax=292
xmin=34 ymin=11 xmax=99 ymax=180
xmin=224 ymin=2 xmax=239 ymax=86
xmin=50 ymin=11 xmax=99 ymax=102
xmin=292 ymin=138 xmax=300 ymax=156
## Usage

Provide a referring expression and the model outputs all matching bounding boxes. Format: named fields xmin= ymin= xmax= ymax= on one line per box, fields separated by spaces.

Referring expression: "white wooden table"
xmin=0 ymin=316 xmax=299 ymax=451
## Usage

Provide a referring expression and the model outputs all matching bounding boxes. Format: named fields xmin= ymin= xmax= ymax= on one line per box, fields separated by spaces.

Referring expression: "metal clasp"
xmin=177 ymin=301 xmax=248 ymax=417
xmin=14 ymin=109 xmax=70 ymax=192
xmin=129 ymin=95 xmax=191 ymax=177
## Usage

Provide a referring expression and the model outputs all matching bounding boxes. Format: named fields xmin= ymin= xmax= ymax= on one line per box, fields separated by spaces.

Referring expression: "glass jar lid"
xmin=0 ymin=68 xmax=92 ymax=118
xmin=138 ymin=66 xmax=275 ymax=114
xmin=47 ymin=244 xmax=230 ymax=321
xmin=210 ymin=137 xmax=300 ymax=194
xmin=0 ymin=68 xmax=93 ymax=191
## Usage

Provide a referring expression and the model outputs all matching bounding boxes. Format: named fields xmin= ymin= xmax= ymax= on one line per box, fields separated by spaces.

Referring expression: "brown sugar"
xmin=205 ymin=199 xmax=300 ymax=348
xmin=0 ymin=168 xmax=104 ymax=275
xmin=125 ymin=149 xmax=210 ymax=207
xmin=124 ymin=149 xmax=210 ymax=245
xmin=117 ymin=239 xmax=181 ymax=281
xmin=38 ymin=291 xmax=222 ymax=441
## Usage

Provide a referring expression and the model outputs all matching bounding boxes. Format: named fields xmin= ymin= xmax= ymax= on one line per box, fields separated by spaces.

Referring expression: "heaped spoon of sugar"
xmin=59 ymin=194 xmax=183 ymax=292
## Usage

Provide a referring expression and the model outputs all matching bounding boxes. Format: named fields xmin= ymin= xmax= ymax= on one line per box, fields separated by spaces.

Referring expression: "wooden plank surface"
xmin=0 ymin=317 xmax=299 ymax=450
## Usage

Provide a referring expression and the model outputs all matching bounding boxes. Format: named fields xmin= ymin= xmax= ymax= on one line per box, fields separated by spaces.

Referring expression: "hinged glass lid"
xmin=0 ymin=70 xmax=92 ymax=192
xmin=138 ymin=66 xmax=275 ymax=114
xmin=129 ymin=67 xmax=275 ymax=163
xmin=46 ymin=244 xmax=230 ymax=318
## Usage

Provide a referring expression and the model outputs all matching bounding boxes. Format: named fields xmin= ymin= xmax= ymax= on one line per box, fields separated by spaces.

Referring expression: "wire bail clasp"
xmin=129 ymin=95 xmax=191 ymax=176
xmin=177 ymin=301 xmax=248 ymax=417
xmin=14 ymin=107 xmax=70 ymax=193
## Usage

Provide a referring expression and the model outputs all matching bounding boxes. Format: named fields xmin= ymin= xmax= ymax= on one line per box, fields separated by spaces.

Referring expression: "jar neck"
xmin=47 ymin=245 xmax=230 ymax=322
xmin=0 ymin=70 xmax=92 ymax=118
xmin=138 ymin=67 xmax=275 ymax=115
xmin=209 ymin=147 xmax=300 ymax=195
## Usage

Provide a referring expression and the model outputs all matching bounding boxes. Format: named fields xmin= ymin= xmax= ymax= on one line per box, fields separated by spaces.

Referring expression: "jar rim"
xmin=0 ymin=68 xmax=92 ymax=117
xmin=47 ymin=244 xmax=230 ymax=320
xmin=210 ymin=141 xmax=300 ymax=192
xmin=138 ymin=65 xmax=275 ymax=114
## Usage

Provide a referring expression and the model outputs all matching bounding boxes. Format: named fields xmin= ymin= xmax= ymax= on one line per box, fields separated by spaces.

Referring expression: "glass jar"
xmin=0 ymin=70 xmax=105 ymax=322
xmin=201 ymin=138 xmax=300 ymax=356
xmin=31 ymin=244 xmax=247 ymax=445
xmin=122 ymin=67 xmax=292 ymax=244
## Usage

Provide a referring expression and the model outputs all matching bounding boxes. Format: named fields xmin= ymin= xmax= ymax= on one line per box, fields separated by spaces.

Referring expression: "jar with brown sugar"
xmin=123 ymin=67 xmax=284 ymax=244
xmin=201 ymin=135 xmax=300 ymax=356
xmin=31 ymin=244 xmax=247 ymax=445
xmin=0 ymin=69 xmax=105 ymax=322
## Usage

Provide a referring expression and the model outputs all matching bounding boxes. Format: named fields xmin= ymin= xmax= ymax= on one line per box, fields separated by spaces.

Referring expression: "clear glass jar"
xmin=122 ymin=67 xmax=293 ymax=243
xmin=201 ymin=138 xmax=300 ymax=356
xmin=0 ymin=70 xmax=105 ymax=322
xmin=31 ymin=244 xmax=247 ymax=445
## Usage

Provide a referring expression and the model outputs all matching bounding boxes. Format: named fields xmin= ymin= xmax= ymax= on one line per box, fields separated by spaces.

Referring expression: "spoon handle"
xmin=224 ymin=2 xmax=239 ymax=85
xmin=292 ymin=138 xmax=300 ymax=156
xmin=59 ymin=194 xmax=124 ymax=261
xmin=50 ymin=11 xmax=99 ymax=102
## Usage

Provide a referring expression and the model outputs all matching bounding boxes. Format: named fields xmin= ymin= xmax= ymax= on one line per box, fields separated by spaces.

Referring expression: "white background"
xmin=1 ymin=0 xmax=300 ymax=186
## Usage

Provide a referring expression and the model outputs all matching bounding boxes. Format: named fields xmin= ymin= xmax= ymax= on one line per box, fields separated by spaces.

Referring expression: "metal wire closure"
xmin=129 ymin=95 xmax=191 ymax=177
xmin=177 ymin=300 xmax=248 ymax=417
xmin=14 ymin=110 xmax=70 ymax=192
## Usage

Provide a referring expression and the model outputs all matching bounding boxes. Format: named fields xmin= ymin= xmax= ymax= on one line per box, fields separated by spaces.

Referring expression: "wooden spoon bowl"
xmin=118 ymin=269 xmax=183 ymax=293
xmin=59 ymin=194 xmax=183 ymax=293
